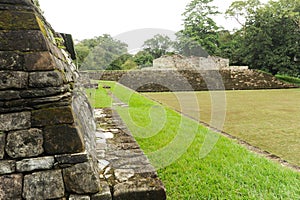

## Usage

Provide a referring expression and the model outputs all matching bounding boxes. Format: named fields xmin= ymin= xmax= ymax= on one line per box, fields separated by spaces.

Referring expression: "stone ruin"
xmin=84 ymin=69 xmax=297 ymax=92
xmin=79 ymin=73 xmax=99 ymax=89
xmin=83 ymin=51 xmax=295 ymax=93
xmin=152 ymin=54 xmax=232 ymax=70
xmin=0 ymin=0 xmax=166 ymax=199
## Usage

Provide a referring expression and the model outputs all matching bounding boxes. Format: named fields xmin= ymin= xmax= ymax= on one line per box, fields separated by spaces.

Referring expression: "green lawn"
xmin=144 ymin=89 xmax=300 ymax=167
xmin=87 ymin=81 xmax=300 ymax=199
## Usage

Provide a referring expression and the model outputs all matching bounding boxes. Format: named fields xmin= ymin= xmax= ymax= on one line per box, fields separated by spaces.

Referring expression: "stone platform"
xmin=94 ymin=108 xmax=166 ymax=200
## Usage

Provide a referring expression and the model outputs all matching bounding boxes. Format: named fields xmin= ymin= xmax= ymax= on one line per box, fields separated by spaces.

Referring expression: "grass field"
xmin=144 ymin=89 xmax=300 ymax=167
xmin=87 ymin=81 xmax=300 ymax=199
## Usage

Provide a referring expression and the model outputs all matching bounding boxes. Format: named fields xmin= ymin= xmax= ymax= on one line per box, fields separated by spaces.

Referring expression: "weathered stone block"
xmin=0 ymin=160 xmax=16 ymax=174
xmin=91 ymin=181 xmax=112 ymax=200
xmin=0 ymin=133 xmax=5 ymax=159
xmin=113 ymin=179 xmax=166 ymax=200
xmin=63 ymin=162 xmax=100 ymax=194
xmin=0 ymin=30 xmax=48 ymax=51
xmin=32 ymin=106 xmax=74 ymax=127
xmin=20 ymin=85 xmax=70 ymax=98
xmin=29 ymin=71 xmax=64 ymax=88
xmin=55 ymin=152 xmax=88 ymax=165
xmin=69 ymin=194 xmax=91 ymax=200
xmin=0 ymin=10 xmax=39 ymax=30
xmin=44 ymin=124 xmax=84 ymax=154
xmin=24 ymin=51 xmax=57 ymax=71
xmin=0 ymin=112 xmax=31 ymax=131
xmin=0 ymin=71 xmax=28 ymax=89
xmin=16 ymin=156 xmax=54 ymax=172
xmin=0 ymin=0 xmax=32 ymax=5
xmin=48 ymin=41 xmax=66 ymax=61
xmin=0 ymin=51 xmax=23 ymax=70
xmin=114 ymin=169 xmax=135 ymax=182
xmin=23 ymin=170 xmax=65 ymax=199
xmin=6 ymin=128 xmax=43 ymax=158
xmin=63 ymin=62 xmax=75 ymax=83
xmin=0 ymin=90 xmax=20 ymax=100
xmin=0 ymin=174 xmax=23 ymax=200
xmin=52 ymin=56 xmax=65 ymax=71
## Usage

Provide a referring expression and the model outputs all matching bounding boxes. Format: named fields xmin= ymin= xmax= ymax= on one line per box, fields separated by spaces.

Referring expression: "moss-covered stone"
xmin=0 ymin=10 xmax=39 ymax=30
xmin=36 ymin=16 xmax=48 ymax=37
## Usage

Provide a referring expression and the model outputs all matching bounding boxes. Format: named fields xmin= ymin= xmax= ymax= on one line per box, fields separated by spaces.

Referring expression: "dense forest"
xmin=75 ymin=0 xmax=300 ymax=77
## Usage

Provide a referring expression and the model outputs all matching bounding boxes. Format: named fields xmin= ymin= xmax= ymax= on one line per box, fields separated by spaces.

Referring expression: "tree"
xmin=215 ymin=30 xmax=245 ymax=65
xmin=143 ymin=34 xmax=174 ymax=59
xmin=239 ymin=0 xmax=300 ymax=76
xmin=133 ymin=51 xmax=154 ymax=68
xmin=76 ymin=34 xmax=128 ymax=70
xmin=121 ymin=59 xmax=138 ymax=70
xmin=175 ymin=32 xmax=209 ymax=57
xmin=226 ymin=0 xmax=262 ymax=27
xmin=75 ymin=44 xmax=90 ymax=68
xmin=107 ymin=54 xmax=133 ymax=70
xmin=178 ymin=0 xmax=221 ymax=55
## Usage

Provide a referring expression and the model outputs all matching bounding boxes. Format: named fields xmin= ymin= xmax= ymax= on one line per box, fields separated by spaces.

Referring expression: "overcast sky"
xmin=39 ymin=0 xmax=246 ymax=41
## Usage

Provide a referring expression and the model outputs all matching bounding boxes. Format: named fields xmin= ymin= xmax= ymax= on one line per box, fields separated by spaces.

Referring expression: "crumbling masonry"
xmin=0 ymin=0 xmax=166 ymax=199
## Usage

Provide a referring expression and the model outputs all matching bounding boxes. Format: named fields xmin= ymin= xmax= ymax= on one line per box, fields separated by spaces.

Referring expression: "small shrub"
xmin=275 ymin=74 xmax=300 ymax=86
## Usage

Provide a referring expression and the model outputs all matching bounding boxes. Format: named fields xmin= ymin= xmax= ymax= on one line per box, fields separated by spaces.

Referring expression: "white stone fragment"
xmin=114 ymin=169 xmax=135 ymax=182
xmin=102 ymin=132 xmax=114 ymax=139
xmin=16 ymin=156 xmax=55 ymax=172
xmin=98 ymin=159 xmax=110 ymax=171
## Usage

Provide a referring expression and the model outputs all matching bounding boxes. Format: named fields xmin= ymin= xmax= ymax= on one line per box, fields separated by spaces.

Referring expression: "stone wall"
xmin=0 ymin=0 xmax=100 ymax=199
xmin=152 ymin=55 xmax=230 ymax=70
xmin=82 ymin=69 xmax=297 ymax=92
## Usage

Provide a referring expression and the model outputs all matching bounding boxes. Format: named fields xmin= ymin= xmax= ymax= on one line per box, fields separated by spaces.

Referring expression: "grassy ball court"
xmin=87 ymin=81 xmax=300 ymax=199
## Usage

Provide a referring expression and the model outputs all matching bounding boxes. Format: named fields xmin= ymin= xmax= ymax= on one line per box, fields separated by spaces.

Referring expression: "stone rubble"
xmin=94 ymin=108 xmax=166 ymax=200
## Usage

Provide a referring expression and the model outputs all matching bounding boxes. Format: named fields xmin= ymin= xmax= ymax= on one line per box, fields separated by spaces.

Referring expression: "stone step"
xmin=94 ymin=108 xmax=166 ymax=200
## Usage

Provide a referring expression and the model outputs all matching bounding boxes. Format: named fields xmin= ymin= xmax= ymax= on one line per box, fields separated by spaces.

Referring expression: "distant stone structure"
xmin=152 ymin=55 xmax=230 ymax=70
xmin=81 ymin=54 xmax=295 ymax=92
xmin=83 ymin=69 xmax=297 ymax=92
xmin=0 ymin=0 xmax=166 ymax=199
xmin=79 ymin=73 xmax=99 ymax=89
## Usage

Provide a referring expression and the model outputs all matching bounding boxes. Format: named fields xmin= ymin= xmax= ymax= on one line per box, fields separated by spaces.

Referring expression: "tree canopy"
xmin=143 ymin=34 xmax=174 ymax=59
xmin=232 ymin=0 xmax=300 ymax=75
xmin=74 ymin=0 xmax=300 ymax=77
xmin=76 ymin=34 xmax=128 ymax=70
xmin=178 ymin=0 xmax=220 ymax=55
